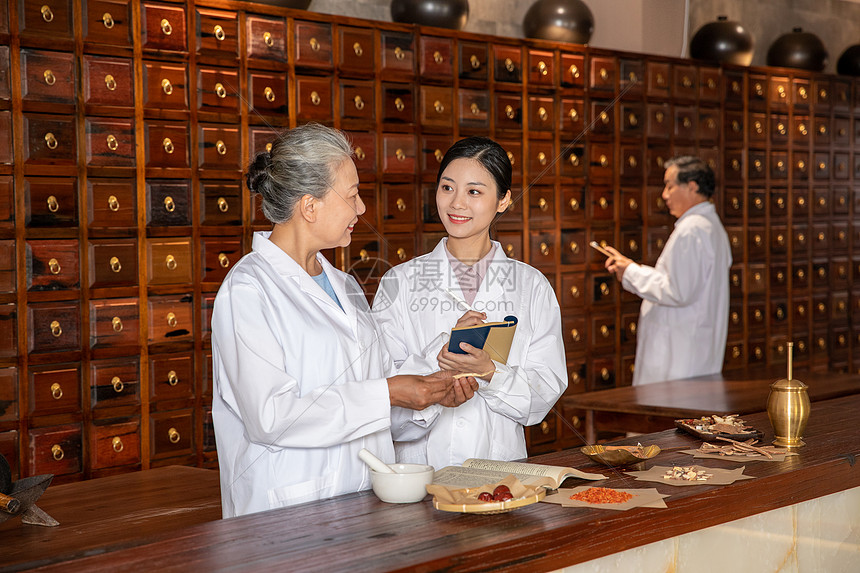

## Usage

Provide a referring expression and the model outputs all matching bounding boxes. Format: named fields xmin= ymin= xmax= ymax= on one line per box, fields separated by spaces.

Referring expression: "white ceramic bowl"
xmin=369 ymin=463 xmax=435 ymax=503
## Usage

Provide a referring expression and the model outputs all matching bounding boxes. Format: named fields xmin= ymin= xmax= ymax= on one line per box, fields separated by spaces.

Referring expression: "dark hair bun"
xmin=245 ymin=150 xmax=273 ymax=193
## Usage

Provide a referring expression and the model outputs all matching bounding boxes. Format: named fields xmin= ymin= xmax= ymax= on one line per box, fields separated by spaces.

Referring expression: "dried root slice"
xmin=453 ymin=370 xmax=497 ymax=379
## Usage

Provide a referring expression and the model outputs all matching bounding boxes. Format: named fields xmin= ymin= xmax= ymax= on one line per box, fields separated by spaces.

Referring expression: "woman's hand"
xmin=437 ymin=342 xmax=495 ymax=382
xmin=453 ymin=310 xmax=486 ymax=329
xmin=387 ymin=371 xmax=460 ymax=410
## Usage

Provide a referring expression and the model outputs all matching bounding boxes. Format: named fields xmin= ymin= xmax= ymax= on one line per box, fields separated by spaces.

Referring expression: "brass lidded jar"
xmin=766 ymin=342 xmax=810 ymax=447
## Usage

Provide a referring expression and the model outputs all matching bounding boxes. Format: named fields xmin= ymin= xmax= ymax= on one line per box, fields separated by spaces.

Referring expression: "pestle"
xmin=358 ymin=448 xmax=396 ymax=474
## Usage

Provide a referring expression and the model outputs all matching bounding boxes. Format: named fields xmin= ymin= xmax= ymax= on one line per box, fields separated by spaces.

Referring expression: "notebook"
xmin=447 ymin=315 xmax=518 ymax=364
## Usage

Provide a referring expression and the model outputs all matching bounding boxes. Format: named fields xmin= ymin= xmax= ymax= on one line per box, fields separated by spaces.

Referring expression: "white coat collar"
xmin=426 ymin=238 xmax=514 ymax=310
xmin=674 ymin=200 xmax=715 ymax=227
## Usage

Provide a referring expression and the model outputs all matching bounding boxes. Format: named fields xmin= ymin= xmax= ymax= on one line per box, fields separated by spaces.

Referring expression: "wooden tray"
xmin=675 ymin=418 xmax=763 ymax=441
xmin=432 ymin=488 xmax=545 ymax=514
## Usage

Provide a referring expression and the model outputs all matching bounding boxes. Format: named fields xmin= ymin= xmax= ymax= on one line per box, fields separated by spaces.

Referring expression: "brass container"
xmin=766 ymin=342 xmax=810 ymax=447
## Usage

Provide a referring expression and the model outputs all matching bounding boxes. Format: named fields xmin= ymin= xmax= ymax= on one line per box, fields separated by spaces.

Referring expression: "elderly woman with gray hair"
xmin=211 ymin=123 xmax=472 ymax=518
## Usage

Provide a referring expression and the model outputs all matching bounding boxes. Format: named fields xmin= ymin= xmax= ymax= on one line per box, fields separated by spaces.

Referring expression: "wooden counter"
xmin=9 ymin=395 xmax=859 ymax=572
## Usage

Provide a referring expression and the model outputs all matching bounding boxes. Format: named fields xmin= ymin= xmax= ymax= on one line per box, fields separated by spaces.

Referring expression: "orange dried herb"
xmin=569 ymin=487 xmax=633 ymax=504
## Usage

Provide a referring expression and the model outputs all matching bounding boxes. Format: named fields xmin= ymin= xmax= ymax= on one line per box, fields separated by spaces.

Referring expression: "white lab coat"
xmin=372 ymin=239 xmax=567 ymax=469
xmin=622 ymin=201 xmax=732 ymax=385
xmin=211 ymin=232 xmax=395 ymax=518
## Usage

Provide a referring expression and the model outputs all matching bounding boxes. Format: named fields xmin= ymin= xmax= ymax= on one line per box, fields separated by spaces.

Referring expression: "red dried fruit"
xmin=495 ymin=492 xmax=514 ymax=501
xmin=492 ymin=485 xmax=511 ymax=497
xmin=477 ymin=492 xmax=493 ymax=502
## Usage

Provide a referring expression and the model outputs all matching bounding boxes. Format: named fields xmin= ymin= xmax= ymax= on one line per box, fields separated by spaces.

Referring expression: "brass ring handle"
xmin=215 ymin=83 xmax=226 ymax=99
xmin=505 ymin=244 xmax=514 ymax=255
xmin=359 ymin=249 xmax=369 ymax=263
xmin=731 ymin=311 xmax=740 ymax=324
xmin=629 ymin=240 xmax=638 ymax=252
xmin=112 ymin=316 xmax=123 ymax=332
xmin=600 ymin=282 xmax=609 ymax=295
xmin=628 ymin=72 xmax=638 ymax=82
xmin=569 ymin=154 xmax=579 ymax=167
xmin=397 ymin=248 xmax=407 ymax=261
xmin=569 ymin=64 xmax=579 ymax=78
xmin=168 ymin=428 xmax=181 ymax=444
xmin=50 ymin=320 xmax=62 ymax=337
xmin=112 ymin=437 xmax=124 ymax=452
xmin=537 ymin=61 xmax=547 ymax=76
xmin=570 ymin=285 xmax=580 ymax=298
xmin=163 ymin=196 xmax=175 ymax=212
xmin=394 ymin=46 xmax=405 ymax=61
xmin=797 ymin=233 xmax=806 ymax=244
xmin=310 ymin=37 xmax=320 ymax=51
xmin=777 ymin=234 xmax=785 ymax=246
xmin=106 ymin=134 xmax=118 ymax=151
xmin=797 ymin=269 xmax=806 ymax=281
xmin=505 ymin=58 xmax=514 ymax=72
xmin=572 ymin=416 xmax=581 ymax=428
xmin=43 ymin=69 xmax=56 ymax=86
xmin=754 ymin=121 xmax=763 ymax=134
xmin=599 ymin=154 xmax=608 ymax=168
xmin=264 ymin=87 xmax=275 ymax=103
xmin=214 ymin=25 xmax=225 ymax=41
xmin=166 ymin=312 xmax=177 ymax=327
xmin=48 ymin=258 xmax=61 ymax=275
xmin=353 ymin=42 xmax=363 ymax=57
xmin=470 ymin=54 xmax=480 ymax=69
xmin=165 ymin=254 xmax=177 ymax=271
xmin=777 ymin=197 xmax=785 ymax=208
xmin=46 ymin=195 xmax=59 ymax=213
xmin=732 ymin=120 xmax=741 ymax=133
xmin=798 ymin=86 xmax=808 ymax=99
xmin=600 ymin=325 xmax=610 ymax=338
xmin=656 ymin=72 xmax=665 ymax=86
xmin=754 ymin=82 xmax=763 ymax=96
xmin=538 ymin=197 xmax=548 ymax=211
xmin=628 ymin=113 xmax=638 ymax=127
xmin=396 ymin=198 xmax=406 ymax=212
xmin=731 ymin=159 xmax=740 ymax=171
xmin=731 ymin=197 xmax=740 ymax=210
xmin=797 ymin=197 xmax=806 ymax=207
xmin=105 ymin=73 xmax=116 ymax=91
xmin=754 ymin=347 xmax=763 ymax=359
xmin=108 ymin=195 xmax=120 ymax=211
xmin=160 ymin=18 xmax=172 ymax=36
xmin=538 ymin=107 xmax=548 ymax=121
xmin=628 ymin=198 xmax=638 ymax=210
xmin=818 ymin=162 xmax=827 ymax=171
xmin=218 ymin=252 xmax=230 ymax=268
xmin=569 ymin=198 xmax=580 ymax=211
xmin=731 ymin=347 xmax=741 ymax=359
xmin=656 ymin=238 xmax=665 ymax=249
xmin=817 ymin=338 xmax=826 ymax=350
xmin=707 ymin=78 xmax=716 ymax=89
xmin=777 ymin=308 xmax=785 ymax=320
xmin=216 ymin=140 xmax=227 ymax=155
xmin=395 ymin=148 xmax=405 ymax=161
xmin=433 ymin=100 xmax=444 ymax=114
xmin=777 ymin=123 xmax=786 ymax=135
xmin=506 ymin=151 xmax=514 ymax=164
xmin=599 ymin=68 xmax=608 ymax=80
xmin=102 ymin=12 xmax=114 ymax=28
xmin=310 ymin=91 xmax=320 ymax=106
xmin=168 ymin=370 xmax=179 ymax=386
xmin=470 ymin=102 xmax=479 ymax=115
xmin=433 ymin=51 xmax=443 ymax=64
xmin=569 ymin=108 xmax=578 ymax=121
xmin=628 ymin=156 xmax=637 ymax=168
xmin=540 ymin=421 xmax=549 ymax=434
xmin=599 ymin=197 xmax=609 ymax=210
xmin=111 ymin=376 xmax=123 ymax=393
xmin=505 ymin=105 xmax=515 ymax=120
xmin=263 ymin=32 xmax=273 ymax=47
xmin=41 ymin=5 xmax=54 ymax=22
xmin=754 ymin=159 xmax=763 ymax=172
xmin=217 ymin=197 xmax=229 ymax=212
xmin=629 ymin=322 xmax=637 ymax=334
xmin=655 ymin=111 xmax=664 ymax=123
xmin=162 ymin=138 xmax=174 ymax=154
xmin=754 ymin=309 xmax=763 ymax=321
xmin=395 ymin=98 xmax=404 ymax=112
xmin=682 ymin=75 xmax=692 ymax=88
xmin=45 ymin=132 xmax=58 ymax=149
xmin=51 ymin=382 xmax=63 ymax=400
xmin=540 ymin=242 xmax=550 ymax=256
xmin=538 ymin=152 xmax=547 ymax=165
xmin=354 ymin=147 xmax=365 ymax=161
xmin=817 ymin=266 xmax=826 ymax=278
xmin=569 ymin=241 xmax=579 ymax=254
xmin=601 ymin=368 xmax=610 ymax=380
xmin=600 ymin=111 xmax=609 ymax=124
xmin=820 ymin=88 xmax=828 ymax=99
xmin=354 ymin=95 xmax=364 ymax=110
xmin=51 ymin=444 xmax=63 ymax=461
xmin=777 ymin=85 xmax=785 ymax=96
xmin=570 ymin=328 xmax=580 ymax=342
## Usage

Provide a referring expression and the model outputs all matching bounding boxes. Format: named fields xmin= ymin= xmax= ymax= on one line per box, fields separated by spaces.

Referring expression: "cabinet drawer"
xmin=496 ymin=231 xmax=522 ymax=262
xmin=295 ymin=77 xmax=332 ymax=122
xmin=674 ymin=107 xmax=697 ymax=140
xmin=201 ymin=238 xmax=241 ymax=284
xmin=26 ymin=240 xmax=79 ymax=291
xmin=201 ymin=295 xmax=215 ymax=344
xmin=147 ymin=239 xmax=193 ymax=285
xmin=528 ymin=96 xmax=554 ymax=132
xmin=530 ymin=140 xmax=554 ymax=177
xmin=420 ymin=36 xmax=454 ymax=79
xmin=380 ymin=31 xmax=415 ymax=77
xmin=145 ymin=122 xmax=189 ymax=168
xmin=89 ymin=297 xmax=139 ymax=349
xmin=195 ymin=8 xmax=238 ymax=59
xmin=148 ymin=295 xmax=193 ymax=344
xmin=347 ymin=131 xmax=376 ymax=176
xmin=589 ymin=101 xmax=613 ymax=135
xmin=530 ymin=231 xmax=556 ymax=267
xmin=386 ymin=234 xmax=415 ymax=267
xmin=495 ymin=94 xmax=522 ymax=131
xmin=528 ymin=49 xmax=554 ymax=89
xmin=150 ymin=410 xmax=194 ymax=458
xmin=588 ymin=144 xmax=613 ymax=180
xmin=0 ymin=48 xmax=8 ymax=102
xmin=28 ymin=424 xmax=82 ymax=477
xmin=0 ymin=239 xmax=12 ymax=294
xmin=560 ymin=52 xmax=585 ymax=89
xmin=21 ymin=49 xmax=76 ymax=105
xmin=83 ymin=56 xmax=134 ymax=109
xmin=0 ymin=112 xmax=10 ymax=163
xmin=459 ymin=41 xmax=488 ymax=81
xmin=562 ymin=185 xmax=585 ymax=223
xmin=146 ymin=180 xmax=191 ymax=226
xmin=560 ymin=273 xmax=586 ymax=309
xmin=20 ymin=0 xmax=73 ymax=41
xmin=591 ymin=314 xmax=615 ymax=349
xmin=382 ymin=83 xmax=414 ymax=124
xmin=0 ymin=303 xmax=13 ymax=358
xmin=341 ymin=82 xmax=375 ymax=121
xmin=562 ymin=316 xmax=587 ymax=353
xmin=420 ymin=135 xmax=452 ymax=176
xmin=88 ymin=178 xmax=136 ymax=228
xmin=528 ymin=413 xmax=556 ymax=447
xmin=143 ymin=62 xmax=188 ymax=111
xmin=28 ymin=364 xmax=80 ymax=417
xmin=142 ymin=3 xmax=186 ymax=53
xmin=529 ymin=187 xmax=555 ymax=223
xmin=646 ymin=61 xmax=670 ymax=98
xmin=28 ymin=302 xmax=80 ymax=354
xmin=646 ymin=104 xmax=670 ymax=138
xmin=90 ymin=358 xmax=140 ymax=409
xmin=88 ymin=239 xmax=137 ymax=288
xmin=494 ymin=45 xmax=522 ymax=84
xmin=381 ymin=133 xmax=416 ymax=174
xmin=560 ymin=229 xmax=586 ymax=265
xmin=249 ymin=71 xmax=288 ymax=115
xmin=246 ymin=16 xmax=287 ymax=63
xmin=0 ymin=368 xmax=17 ymax=423
xmin=561 ymin=146 xmax=584 ymax=178
xmin=294 ymin=20 xmax=332 ymax=69
xmin=24 ymin=176 xmax=77 ymax=227
xmin=338 ymin=26 xmax=374 ymax=76
xmin=92 ymin=419 xmax=140 ymax=469
xmin=198 ymin=125 xmax=240 ymax=170
xmin=150 ymin=354 xmax=194 ymax=403
xmin=200 ymin=180 xmax=241 ymax=226
xmin=420 ymin=85 xmax=453 ymax=128
xmin=23 ymin=114 xmax=76 ymax=165
xmin=198 ymin=67 xmax=239 ymax=114
xmin=83 ymin=0 xmax=133 ymax=47
xmin=589 ymin=56 xmax=616 ymax=91
xmin=85 ymin=118 xmax=135 ymax=167
xmin=673 ymin=64 xmax=697 ymax=101
xmin=382 ymin=185 xmax=417 ymax=227
xmin=560 ymin=98 xmax=584 ymax=134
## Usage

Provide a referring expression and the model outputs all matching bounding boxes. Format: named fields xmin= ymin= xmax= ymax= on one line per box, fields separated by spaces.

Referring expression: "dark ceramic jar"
xmin=390 ymin=0 xmax=469 ymax=30
xmin=766 ymin=27 xmax=828 ymax=72
xmin=837 ymin=45 xmax=860 ymax=76
xmin=689 ymin=16 xmax=754 ymax=66
xmin=522 ymin=0 xmax=594 ymax=44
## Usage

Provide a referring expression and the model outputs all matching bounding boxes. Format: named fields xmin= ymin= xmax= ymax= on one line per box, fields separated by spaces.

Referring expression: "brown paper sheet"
xmin=542 ymin=487 xmax=669 ymax=510
xmin=679 ymin=449 xmax=799 ymax=463
xmin=426 ymin=474 xmax=540 ymax=505
xmin=627 ymin=465 xmax=754 ymax=486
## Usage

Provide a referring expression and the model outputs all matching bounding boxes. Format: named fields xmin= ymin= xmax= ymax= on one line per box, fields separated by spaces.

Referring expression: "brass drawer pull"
xmin=569 ymin=198 xmax=580 ymax=211
xmin=506 ymin=151 xmax=514 ymax=165
xmin=394 ymin=46 xmax=405 ymax=61
xmin=106 ymin=134 xmax=118 ymax=151
xmin=798 ymin=123 xmax=808 ymax=136
xmin=505 ymin=105 xmax=515 ymax=120
xmin=754 ymin=309 xmax=763 ymax=321
xmin=164 ymin=196 xmax=175 ymax=212
xmin=105 ymin=74 xmax=116 ymax=91
xmin=162 ymin=138 xmax=174 ymax=154
xmin=48 ymin=258 xmax=61 ymax=275
xmin=433 ymin=100 xmax=444 ymax=114
xmin=395 ymin=148 xmax=406 ymax=161
xmin=656 ymin=72 xmax=665 ymax=86
xmin=43 ymin=69 xmax=56 ymax=86
xmin=776 ymin=308 xmax=785 ymax=320
xmin=569 ymin=108 xmax=578 ymax=122
xmin=165 ymin=254 xmax=177 ymax=270
xmin=434 ymin=149 xmax=443 ymax=163
xmin=470 ymin=102 xmax=480 ymax=115
xmin=599 ymin=197 xmax=609 ymax=209
xmin=599 ymin=154 xmax=608 ymax=168
xmin=628 ymin=156 xmax=637 ymax=168
xmin=264 ymin=86 xmax=275 ymax=102
xmin=538 ymin=197 xmax=548 ymax=211
xmin=112 ymin=316 xmax=123 ymax=332
xmin=819 ymin=88 xmax=828 ymax=100
xmin=112 ymin=436 xmax=124 ymax=452
xmin=215 ymin=83 xmax=226 ymax=99
xmin=263 ymin=32 xmax=273 ymax=47
xmin=50 ymin=320 xmax=62 ymax=337
xmin=540 ymin=421 xmax=549 ymax=434
xmin=359 ymin=249 xmax=369 ymax=263
xmin=108 ymin=195 xmax=120 ymax=211
xmin=628 ymin=197 xmax=638 ymax=210
xmin=396 ymin=198 xmax=406 ymax=212
xmin=656 ymin=111 xmax=665 ymax=123
xmin=600 ymin=325 xmax=610 ymax=338
xmin=47 ymin=195 xmax=59 ymax=212
xmin=354 ymin=95 xmax=364 ymax=110
xmin=601 ymin=367 xmax=610 ymax=380
xmin=160 ymin=18 xmax=172 ymax=36
xmin=600 ymin=282 xmax=610 ymax=295
xmin=353 ymin=42 xmax=363 ymax=57
xmin=216 ymin=140 xmax=227 ymax=155
xmin=433 ymin=51 xmax=443 ymax=64
xmin=572 ymin=415 xmax=581 ymax=428
xmin=540 ymin=242 xmax=550 ymax=256
xmin=41 ymin=5 xmax=54 ymax=22
xmin=682 ymin=75 xmax=692 ymax=88
xmin=102 ymin=12 xmax=114 ymax=29
xmin=394 ymin=97 xmax=405 ymax=112
xmin=599 ymin=111 xmax=609 ymax=124
xmin=628 ymin=113 xmax=638 ymax=127
xmin=656 ymin=238 xmax=665 ymax=249
xmin=537 ymin=61 xmax=548 ymax=76
xmin=797 ymin=196 xmax=806 ymax=207
xmin=310 ymin=37 xmax=320 ymax=51
xmin=51 ymin=382 xmax=63 ymax=400
xmin=538 ymin=106 xmax=548 ymax=121
xmin=599 ymin=67 xmax=608 ymax=81
xmin=112 ymin=376 xmax=124 ymax=393
xmin=45 ymin=132 xmax=58 ymax=150
xmin=570 ymin=285 xmax=580 ymax=298
xmin=537 ymin=152 xmax=547 ymax=165
xmin=570 ymin=328 xmax=580 ymax=342
xmin=168 ymin=370 xmax=179 ymax=386
xmin=731 ymin=346 xmax=741 ymax=359
xmin=504 ymin=58 xmax=514 ymax=72
xmin=166 ymin=312 xmax=178 ymax=327
xmin=470 ymin=54 xmax=480 ymax=69
xmin=707 ymin=77 xmax=716 ymax=89
xmin=217 ymin=197 xmax=229 ymax=212
xmin=569 ymin=64 xmax=579 ymax=78
xmin=777 ymin=85 xmax=786 ymax=97
xmin=682 ymin=116 xmax=692 ymax=128
xmin=397 ymin=248 xmax=407 ymax=261
xmin=629 ymin=322 xmax=637 ymax=335
xmin=754 ymin=82 xmax=764 ymax=96
xmin=218 ymin=252 xmax=230 ymax=268
xmin=168 ymin=427 xmax=181 ymax=444
xmin=310 ymin=91 xmax=321 ymax=106
xmin=162 ymin=78 xmax=173 ymax=95
xmin=569 ymin=154 xmax=579 ymax=167
xmin=51 ymin=444 xmax=63 ymax=461
xmin=214 ymin=25 xmax=225 ymax=42
xmin=354 ymin=146 xmax=365 ymax=161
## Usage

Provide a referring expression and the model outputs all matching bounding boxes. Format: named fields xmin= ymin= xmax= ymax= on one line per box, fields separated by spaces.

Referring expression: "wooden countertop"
xmin=12 ymin=394 xmax=860 ymax=573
